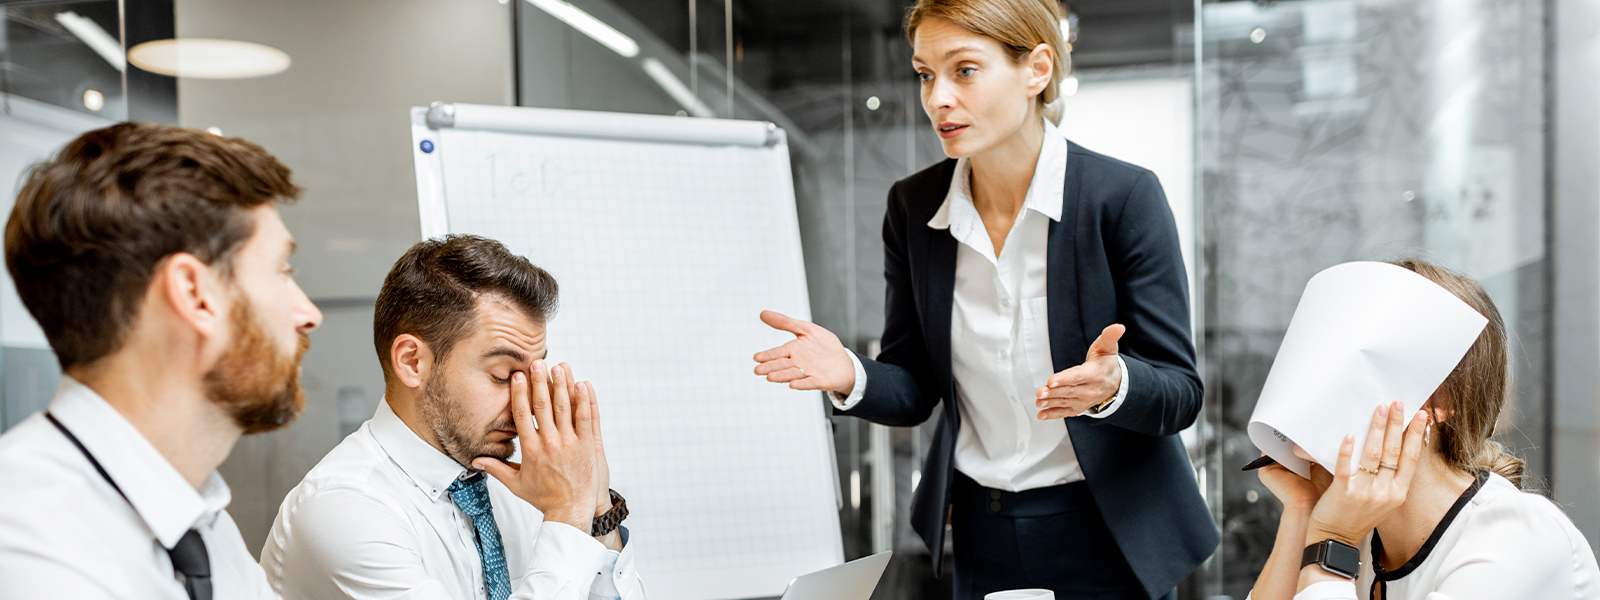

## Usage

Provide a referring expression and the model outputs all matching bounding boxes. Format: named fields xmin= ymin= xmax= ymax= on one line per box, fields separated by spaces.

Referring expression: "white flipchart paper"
xmin=1247 ymin=262 xmax=1488 ymax=478
xmin=409 ymin=106 xmax=843 ymax=600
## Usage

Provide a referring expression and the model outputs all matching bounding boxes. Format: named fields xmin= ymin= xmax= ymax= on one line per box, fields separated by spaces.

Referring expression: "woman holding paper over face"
xmin=1249 ymin=259 xmax=1600 ymax=600
xmin=749 ymin=0 xmax=1216 ymax=598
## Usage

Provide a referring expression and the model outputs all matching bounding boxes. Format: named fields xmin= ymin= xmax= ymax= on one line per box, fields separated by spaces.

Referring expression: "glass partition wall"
xmin=1196 ymin=0 xmax=1552 ymax=597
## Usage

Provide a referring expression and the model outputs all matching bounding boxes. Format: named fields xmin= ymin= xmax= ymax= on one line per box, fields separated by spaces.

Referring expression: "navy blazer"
xmin=839 ymin=142 xmax=1220 ymax=598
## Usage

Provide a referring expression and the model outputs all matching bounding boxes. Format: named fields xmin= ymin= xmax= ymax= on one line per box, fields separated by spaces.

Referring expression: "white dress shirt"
xmin=0 ymin=377 xmax=278 ymax=600
xmin=1260 ymin=473 xmax=1600 ymax=600
xmin=261 ymin=398 xmax=643 ymax=600
xmin=834 ymin=119 xmax=1130 ymax=492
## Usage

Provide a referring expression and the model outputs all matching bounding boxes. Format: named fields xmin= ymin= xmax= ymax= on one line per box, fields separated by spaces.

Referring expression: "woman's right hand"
xmin=753 ymin=310 xmax=856 ymax=394
xmin=1257 ymin=454 xmax=1322 ymax=514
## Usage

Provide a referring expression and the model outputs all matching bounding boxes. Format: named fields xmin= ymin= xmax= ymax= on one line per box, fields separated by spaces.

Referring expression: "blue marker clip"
xmin=420 ymin=140 xmax=435 ymax=153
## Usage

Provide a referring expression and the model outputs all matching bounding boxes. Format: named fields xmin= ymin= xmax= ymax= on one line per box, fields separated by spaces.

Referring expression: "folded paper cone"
xmin=1247 ymin=262 xmax=1488 ymax=479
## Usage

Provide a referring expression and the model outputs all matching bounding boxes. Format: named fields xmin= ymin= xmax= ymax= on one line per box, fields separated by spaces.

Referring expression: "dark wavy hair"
xmin=373 ymin=234 xmax=559 ymax=381
xmin=6 ymin=122 xmax=301 ymax=368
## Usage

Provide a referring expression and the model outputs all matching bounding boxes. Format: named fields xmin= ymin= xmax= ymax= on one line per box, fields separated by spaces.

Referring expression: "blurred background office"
xmin=1 ymin=0 xmax=1595 ymax=598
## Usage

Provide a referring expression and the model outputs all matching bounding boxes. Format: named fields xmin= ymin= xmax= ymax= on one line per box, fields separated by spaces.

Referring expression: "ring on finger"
xmin=1380 ymin=461 xmax=1399 ymax=470
xmin=797 ymin=367 xmax=807 ymax=379
xmin=1358 ymin=465 xmax=1381 ymax=475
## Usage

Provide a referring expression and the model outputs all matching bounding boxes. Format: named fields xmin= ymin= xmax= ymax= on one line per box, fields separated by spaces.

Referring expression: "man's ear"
xmin=391 ymin=334 xmax=433 ymax=390
xmin=158 ymin=253 xmax=226 ymax=341
xmin=1026 ymin=43 xmax=1054 ymax=97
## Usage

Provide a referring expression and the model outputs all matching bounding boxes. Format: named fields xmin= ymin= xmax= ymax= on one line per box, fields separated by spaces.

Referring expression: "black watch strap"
xmin=591 ymin=489 xmax=628 ymax=537
xmin=1301 ymin=539 xmax=1361 ymax=580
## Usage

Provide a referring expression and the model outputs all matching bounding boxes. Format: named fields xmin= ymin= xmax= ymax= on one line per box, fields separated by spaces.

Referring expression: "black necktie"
xmin=167 ymin=529 xmax=212 ymax=600
xmin=45 ymin=413 xmax=212 ymax=600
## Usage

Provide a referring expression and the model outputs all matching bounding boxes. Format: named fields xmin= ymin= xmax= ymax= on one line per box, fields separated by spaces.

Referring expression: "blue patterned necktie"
xmin=448 ymin=473 xmax=513 ymax=600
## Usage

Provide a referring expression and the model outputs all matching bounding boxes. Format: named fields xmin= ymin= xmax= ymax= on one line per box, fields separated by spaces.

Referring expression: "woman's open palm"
xmin=753 ymin=310 xmax=856 ymax=394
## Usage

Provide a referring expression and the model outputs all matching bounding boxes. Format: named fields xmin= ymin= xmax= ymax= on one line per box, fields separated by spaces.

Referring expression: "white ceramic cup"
xmin=984 ymin=589 xmax=1055 ymax=600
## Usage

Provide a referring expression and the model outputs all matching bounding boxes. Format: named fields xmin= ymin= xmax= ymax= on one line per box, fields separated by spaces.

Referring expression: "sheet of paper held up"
xmin=1247 ymin=262 xmax=1488 ymax=479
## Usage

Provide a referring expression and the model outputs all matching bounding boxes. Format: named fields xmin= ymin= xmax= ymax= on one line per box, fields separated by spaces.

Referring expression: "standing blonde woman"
xmin=1251 ymin=259 xmax=1600 ymax=600
xmin=753 ymin=0 xmax=1217 ymax=597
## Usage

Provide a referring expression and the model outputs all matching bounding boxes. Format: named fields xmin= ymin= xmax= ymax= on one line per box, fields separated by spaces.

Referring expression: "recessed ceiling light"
xmin=128 ymin=39 xmax=291 ymax=79
xmin=82 ymin=89 xmax=104 ymax=111
xmin=525 ymin=0 xmax=639 ymax=57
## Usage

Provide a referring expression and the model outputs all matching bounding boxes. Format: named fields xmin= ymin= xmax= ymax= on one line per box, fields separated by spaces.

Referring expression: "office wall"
xmin=1553 ymin=0 xmax=1600 ymax=558
xmin=174 ymin=0 xmax=514 ymax=555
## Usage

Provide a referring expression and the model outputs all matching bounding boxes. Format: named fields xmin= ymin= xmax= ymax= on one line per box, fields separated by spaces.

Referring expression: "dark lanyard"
xmin=45 ymin=412 xmax=212 ymax=600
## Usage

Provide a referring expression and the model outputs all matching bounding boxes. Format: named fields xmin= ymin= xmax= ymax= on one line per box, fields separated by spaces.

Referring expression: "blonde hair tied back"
xmin=905 ymin=0 xmax=1070 ymax=124
xmin=1388 ymin=257 xmax=1527 ymax=490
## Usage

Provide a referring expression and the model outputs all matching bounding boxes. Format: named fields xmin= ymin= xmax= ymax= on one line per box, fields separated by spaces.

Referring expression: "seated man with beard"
xmin=261 ymin=234 xmax=643 ymax=600
xmin=0 ymin=123 xmax=323 ymax=599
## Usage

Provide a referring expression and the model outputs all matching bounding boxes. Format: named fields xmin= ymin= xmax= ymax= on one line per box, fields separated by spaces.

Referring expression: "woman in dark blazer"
xmin=755 ymin=0 xmax=1218 ymax=598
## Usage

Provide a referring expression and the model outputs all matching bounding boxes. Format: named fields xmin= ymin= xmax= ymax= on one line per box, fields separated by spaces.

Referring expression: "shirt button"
xmin=989 ymin=501 xmax=1002 ymax=513
xmin=990 ymin=490 xmax=1002 ymax=500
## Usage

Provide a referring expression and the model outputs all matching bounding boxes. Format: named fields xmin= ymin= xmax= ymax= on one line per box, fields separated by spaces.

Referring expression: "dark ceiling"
xmin=612 ymin=0 xmax=1193 ymax=93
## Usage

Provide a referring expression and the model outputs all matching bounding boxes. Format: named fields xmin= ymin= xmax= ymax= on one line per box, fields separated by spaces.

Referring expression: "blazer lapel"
xmin=1048 ymin=149 xmax=1087 ymax=372
xmin=922 ymin=228 xmax=959 ymax=399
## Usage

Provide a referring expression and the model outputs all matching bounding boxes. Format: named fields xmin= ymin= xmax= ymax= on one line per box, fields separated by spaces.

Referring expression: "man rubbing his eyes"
xmin=261 ymin=235 xmax=642 ymax=600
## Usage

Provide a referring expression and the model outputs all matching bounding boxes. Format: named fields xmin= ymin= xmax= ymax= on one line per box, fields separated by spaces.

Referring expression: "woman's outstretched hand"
xmin=1305 ymin=401 xmax=1431 ymax=548
xmin=1034 ymin=324 xmax=1125 ymax=419
xmin=753 ymin=310 xmax=856 ymax=394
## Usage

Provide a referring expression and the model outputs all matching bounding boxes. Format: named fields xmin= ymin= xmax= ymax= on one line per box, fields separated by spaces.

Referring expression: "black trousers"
xmin=950 ymin=472 xmax=1173 ymax=600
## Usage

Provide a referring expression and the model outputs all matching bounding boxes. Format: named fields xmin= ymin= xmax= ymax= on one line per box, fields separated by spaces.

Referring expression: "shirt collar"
xmin=928 ymin=118 xmax=1067 ymax=231
xmin=47 ymin=377 xmax=231 ymax=549
xmin=369 ymin=397 xmax=469 ymax=501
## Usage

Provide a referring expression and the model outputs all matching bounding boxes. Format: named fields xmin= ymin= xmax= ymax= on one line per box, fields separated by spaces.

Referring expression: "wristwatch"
xmin=1302 ymin=539 xmax=1361 ymax=580
xmin=591 ymin=489 xmax=628 ymax=537
xmin=1085 ymin=395 xmax=1117 ymax=415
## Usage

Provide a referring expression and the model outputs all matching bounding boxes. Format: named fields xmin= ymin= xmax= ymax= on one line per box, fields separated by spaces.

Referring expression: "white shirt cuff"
xmin=1294 ymin=580 xmax=1359 ymax=600
xmin=1084 ymin=355 xmax=1130 ymax=419
xmin=519 ymin=521 xmax=612 ymax=598
xmin=827 ymin=351 xmax=868 ymax=411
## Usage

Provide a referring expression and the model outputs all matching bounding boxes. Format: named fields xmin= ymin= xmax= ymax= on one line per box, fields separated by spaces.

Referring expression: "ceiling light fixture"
xmin=128 ymin=39 xmax=291 ymax=79
xmin=642 ymin=58 xmax=713 ymax=117
xmin=524 ymin=0 xmax=639 ymax=58
xmin=55 ymin=12 xmax=125 ymax=72
xmin=82 ymin=89 xmax=104 ymax=111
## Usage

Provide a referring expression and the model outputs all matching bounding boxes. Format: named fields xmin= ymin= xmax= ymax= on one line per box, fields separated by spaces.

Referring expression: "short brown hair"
xmin=1388 ymin=257 xmax=1526 ymax=489
xmin=6 ymin=123 xmax=301 ymax=369
xmin=904 ymin=0 xmax=1070 ymax=106
xmin=373 ymin=235 xmax=559 ymax=380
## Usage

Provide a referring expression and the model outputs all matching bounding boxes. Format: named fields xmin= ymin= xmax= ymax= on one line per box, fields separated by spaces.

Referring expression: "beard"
xmin=202 ymin=295 xmax=311 ymax=435
xmin=418 ymin=368 xmax=516 ymax=469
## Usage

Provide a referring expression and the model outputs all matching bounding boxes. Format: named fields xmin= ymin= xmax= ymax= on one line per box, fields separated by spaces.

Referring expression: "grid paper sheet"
xmin=430 ymin=126 xmax=842 ymax=600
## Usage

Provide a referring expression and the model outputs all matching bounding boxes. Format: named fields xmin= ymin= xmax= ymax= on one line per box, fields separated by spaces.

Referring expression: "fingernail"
xmin=513 ymin=372 xmax=525 ymax=383
xmin=1377 ymin=404 xmax=1388 ymax=417
xmin=1344 ymin=434 xmax=1354 ymax=444
xmin=552 ymin=364 xmax=563 ymax=379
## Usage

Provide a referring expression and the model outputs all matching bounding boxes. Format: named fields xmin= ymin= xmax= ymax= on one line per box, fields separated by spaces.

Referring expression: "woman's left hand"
xmin=1035 ymin=324 xmax=1125 ymax=420
xmin=1304 ymin=401 xmax=1431 ymax=548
